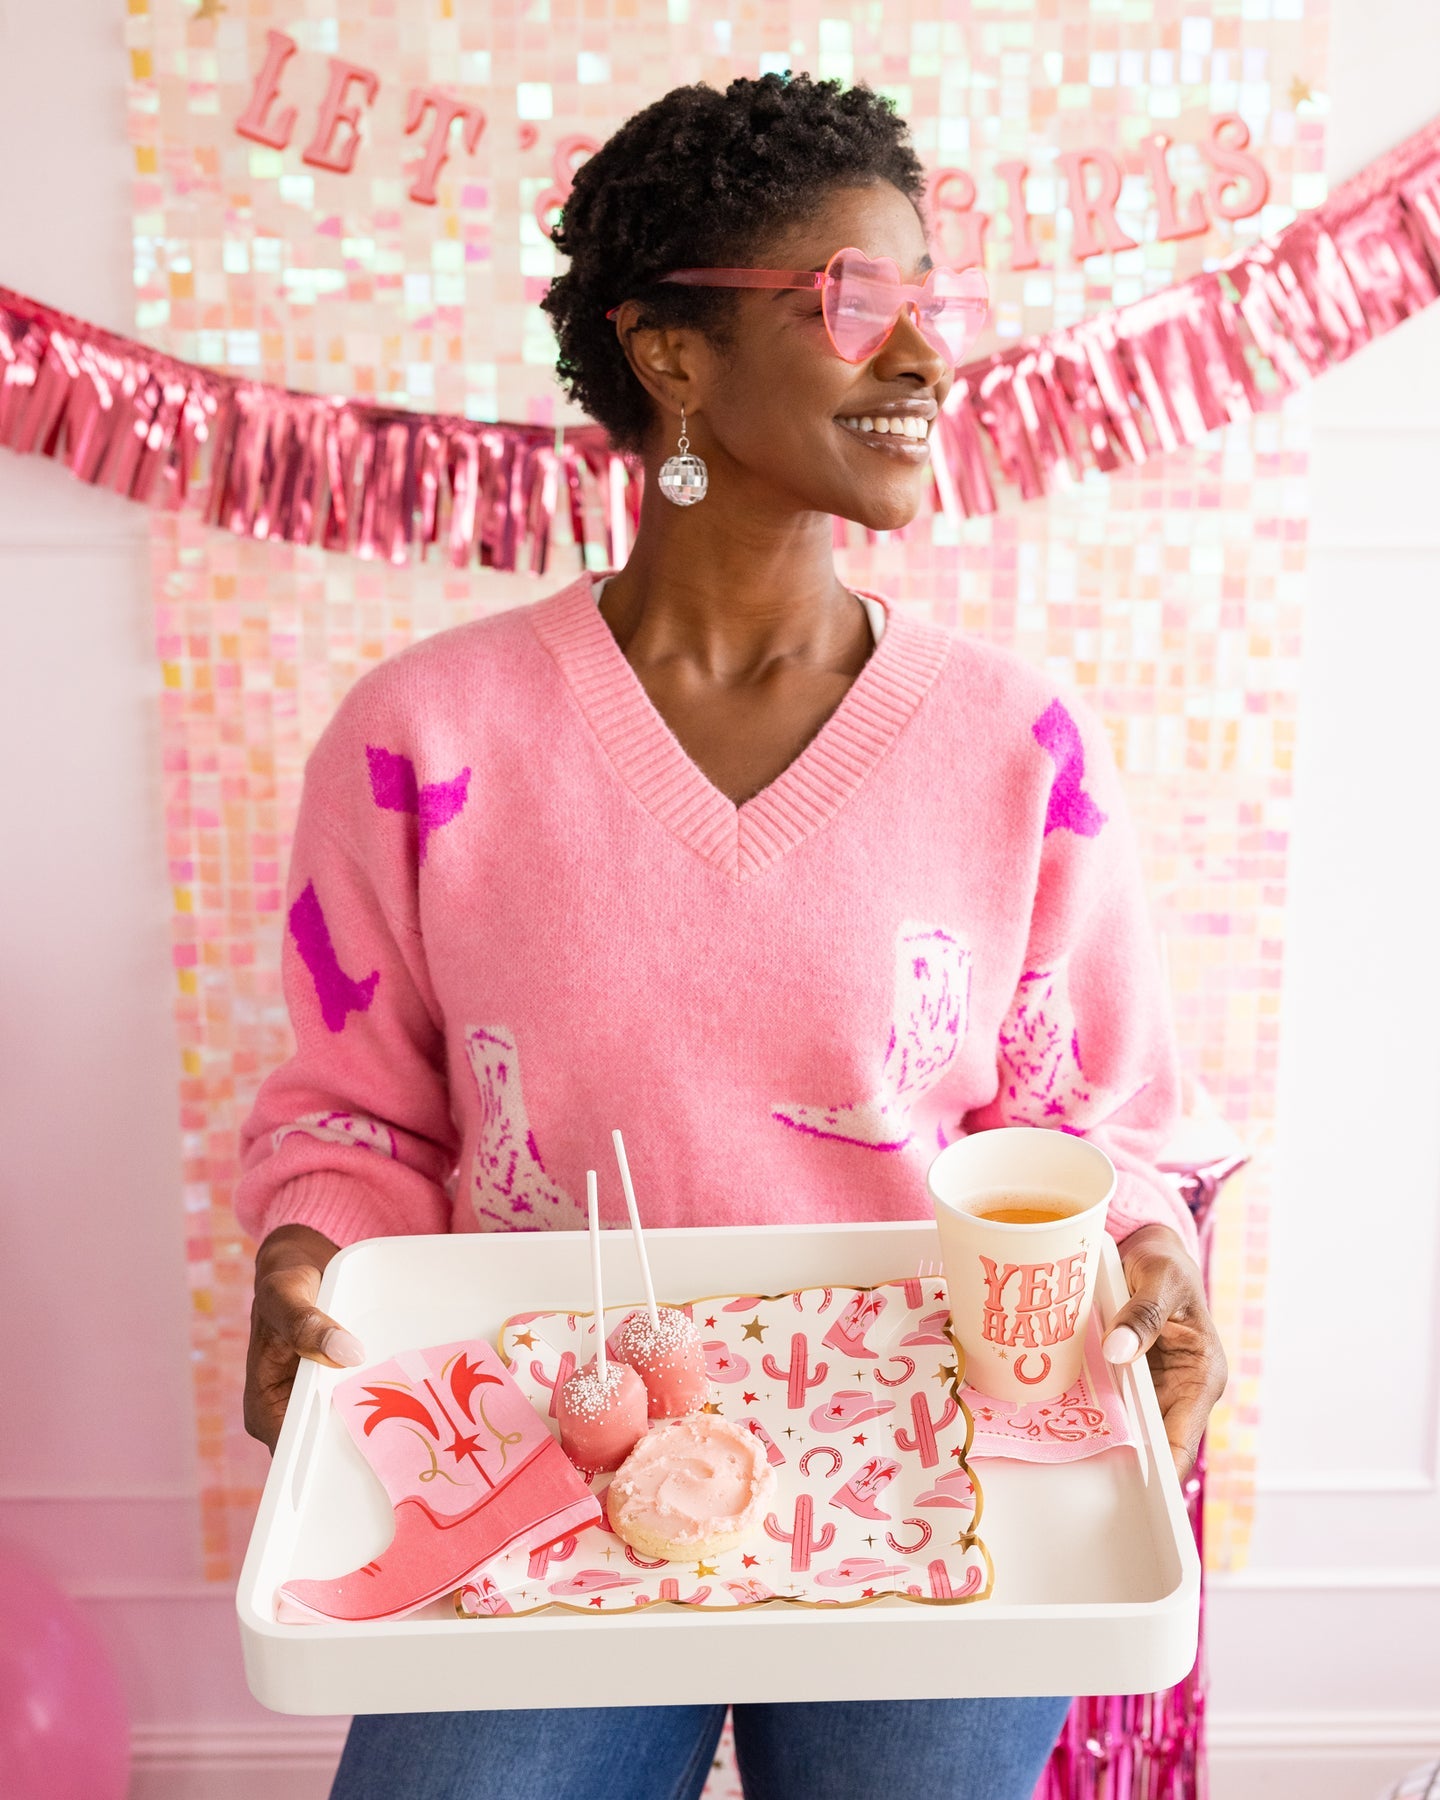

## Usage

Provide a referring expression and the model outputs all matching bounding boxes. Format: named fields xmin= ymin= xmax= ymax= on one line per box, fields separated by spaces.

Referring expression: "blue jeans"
xmin=329 ymin=1697 xmax=1072 ymax=1799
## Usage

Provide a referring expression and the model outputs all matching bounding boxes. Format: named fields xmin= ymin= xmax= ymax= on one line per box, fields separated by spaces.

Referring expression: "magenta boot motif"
xmin=829 ymin=1456 xmax=901 ymax=1521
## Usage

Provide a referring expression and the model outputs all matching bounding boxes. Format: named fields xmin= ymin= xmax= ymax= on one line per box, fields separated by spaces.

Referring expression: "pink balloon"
xmin=0 ymin=1545 xmax=129 ymax=1800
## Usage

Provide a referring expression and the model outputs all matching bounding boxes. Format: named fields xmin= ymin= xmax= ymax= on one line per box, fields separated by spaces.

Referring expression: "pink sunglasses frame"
xmin=604 ymin=245 xmax=989 ymax=366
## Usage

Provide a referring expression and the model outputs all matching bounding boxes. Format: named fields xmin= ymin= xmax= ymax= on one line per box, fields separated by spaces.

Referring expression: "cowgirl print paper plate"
xmin=464 ymin=1279 xmax=992 ymax=1618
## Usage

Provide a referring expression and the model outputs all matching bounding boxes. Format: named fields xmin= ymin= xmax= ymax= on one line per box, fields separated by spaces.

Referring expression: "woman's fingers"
xmin=1101 ymin=1244 xmax=1184 ymax=1364
xmin=1100 ymin=1225 xmax=1229 ymax=1483
xmin=254 ymin=1262 xmax=363 ymax=1367
xmin=244 ymin=1326 xmax=305 ymax=1451
xmin=243 ymin=1225 xmax=352 ymax=1452
xmin=1155 ymin=1348 xmax=1224 ymax=1482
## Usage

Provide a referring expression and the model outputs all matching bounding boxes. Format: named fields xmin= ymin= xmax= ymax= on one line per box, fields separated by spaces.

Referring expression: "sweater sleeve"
xmin=962 ymin=690 xmax=1198 ymax=1259
xmin=234 ymin=723 xmax=459 ymax=1249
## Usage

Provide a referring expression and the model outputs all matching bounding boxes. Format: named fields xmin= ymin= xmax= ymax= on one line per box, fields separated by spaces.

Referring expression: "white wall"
xmin=0 ymin=3 xmax=327 ymax=1793
xmin=1 ymin=2 xmax=1438 ymax=1796
xmin=1204 ymin=6 xmax=1440 ymax=1794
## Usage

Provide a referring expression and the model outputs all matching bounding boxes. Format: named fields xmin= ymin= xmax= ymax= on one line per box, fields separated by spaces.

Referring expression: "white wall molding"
xmin=1210 ymin=1711 xmax=1440 ymax=1754
xmin=1255 ymin=1469 xmax=1436 ymax=1496
xmin=1213 ymin=1566 xmax=1440 ymax=1591
xmin=0 ymin=1484 xmax=197 ymax=1502
xmin=133 ymin=1721 xmax=349 ymax=1770
xmin=130 ymin=1722 xmax=346 ymax=1800
xmin=1209 ymin=1715 xmax=1438 ymax=1800
xmin=72 ymin=1580 xmax=226 ymax=1602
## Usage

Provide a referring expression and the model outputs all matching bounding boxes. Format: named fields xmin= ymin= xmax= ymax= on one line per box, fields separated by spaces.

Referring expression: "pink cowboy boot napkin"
xmin=278 ymin=1338 xmax=601 ymax=1623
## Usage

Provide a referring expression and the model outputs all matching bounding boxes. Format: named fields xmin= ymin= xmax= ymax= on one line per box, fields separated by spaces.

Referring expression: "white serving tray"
xmin=237 ymin=1222 xmax=1199 ymax=1714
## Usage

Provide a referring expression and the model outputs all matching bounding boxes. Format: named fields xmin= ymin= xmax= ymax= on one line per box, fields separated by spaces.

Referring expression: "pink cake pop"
xmin=613 ymin=1307 xmax=708 ymax=1418
xmin=610 ymin=1129 xmax=709 ymax=1418
xmin=555 ymin=1359 xmax=648 ymax=1474
xmin=555 ymin=1171 xmax=648 ymax=1474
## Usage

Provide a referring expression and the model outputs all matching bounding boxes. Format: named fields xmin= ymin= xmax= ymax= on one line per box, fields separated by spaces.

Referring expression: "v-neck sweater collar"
xmin=530 ymin=570 xmax=951 ymax=881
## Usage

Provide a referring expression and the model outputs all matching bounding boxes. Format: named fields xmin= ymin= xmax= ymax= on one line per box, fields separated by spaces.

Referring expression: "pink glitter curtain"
xmin=0 ymin=1 xmax=1362 ymax=1791
xmin=3 ymin=112 xmax=1438 ymax=559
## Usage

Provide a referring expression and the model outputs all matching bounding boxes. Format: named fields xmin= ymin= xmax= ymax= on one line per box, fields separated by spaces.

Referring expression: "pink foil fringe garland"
xmin=4 ymin=112 xmax=1440 ymax=567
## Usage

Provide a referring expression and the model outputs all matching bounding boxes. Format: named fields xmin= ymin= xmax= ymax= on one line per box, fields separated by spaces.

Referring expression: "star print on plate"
xmin=772 ymin=924 xmax=974 ymax=1152
xmin=483 ymin=1282 xmax=992 ymax=1618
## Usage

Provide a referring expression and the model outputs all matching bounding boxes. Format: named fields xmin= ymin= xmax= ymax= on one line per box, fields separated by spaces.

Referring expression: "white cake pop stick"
xmin=611 ymin=1127 xmax=659 ymax=1331
xmin=587 ymin=1168 xmax=606 ymax=1383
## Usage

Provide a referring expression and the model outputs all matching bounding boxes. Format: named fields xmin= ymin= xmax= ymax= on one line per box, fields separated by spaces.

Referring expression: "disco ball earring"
xmin=657 ymin=404 xmax=708 ymax=505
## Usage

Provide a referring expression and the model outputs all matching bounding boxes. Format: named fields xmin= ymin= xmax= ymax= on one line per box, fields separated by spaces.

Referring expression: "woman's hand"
xmin=1102 ymin=1222 xmax=1228 ymax=1484
xmin=244 ymin=1222 xmax=361 ymax=1453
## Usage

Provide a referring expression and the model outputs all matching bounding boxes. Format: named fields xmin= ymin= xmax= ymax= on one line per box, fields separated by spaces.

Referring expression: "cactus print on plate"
xmin=478 ymin=1282 xmax=992 ymax=1617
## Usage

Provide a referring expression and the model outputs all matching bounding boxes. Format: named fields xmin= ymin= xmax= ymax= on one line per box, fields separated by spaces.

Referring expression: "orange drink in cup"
xmin=926 ymin=1127 xmax=1116 ymax=1405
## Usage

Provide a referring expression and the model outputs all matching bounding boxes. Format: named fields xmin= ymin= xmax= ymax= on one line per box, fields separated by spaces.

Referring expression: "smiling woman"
xmin=528 ymin=77 xmax=988 ymax=804
xmin=238 ymin=70 xmax=1225 ymax=1800
xmin=547 ymin=104 xmax=964 ymax=540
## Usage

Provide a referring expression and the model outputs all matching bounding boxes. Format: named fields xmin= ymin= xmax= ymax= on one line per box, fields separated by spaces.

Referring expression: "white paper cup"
xmin=926 ymin=1128 xmax=1116 ymax=1404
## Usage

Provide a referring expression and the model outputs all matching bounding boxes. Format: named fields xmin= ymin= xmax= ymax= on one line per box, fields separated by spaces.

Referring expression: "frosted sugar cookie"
xmin=607 ymin=1414 xmax=775 ymax=1562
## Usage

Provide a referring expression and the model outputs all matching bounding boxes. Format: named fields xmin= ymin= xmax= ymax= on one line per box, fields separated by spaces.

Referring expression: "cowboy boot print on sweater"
xmin=464 ymin=1025 xmax=585 ymax=1230
xmin=772 ymin=924 xmax=973 ymax=1151
xmin=288 ymin=881 xmax=379 ymax=1032
xmin=993 ymin=962 xmax=1144 ymax=1130
xmin=272 ymin=1110 xmax=399 ymax=1160
xmin=1031 ymin=699 xmax=1108 ymax=839
xmin=365 ymin=745 xmax=472 ymax=865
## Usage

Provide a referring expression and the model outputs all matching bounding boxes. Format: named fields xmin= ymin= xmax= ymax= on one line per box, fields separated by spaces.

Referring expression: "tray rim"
xmin=238 ymin=1219 xmax=1199 ymax=1653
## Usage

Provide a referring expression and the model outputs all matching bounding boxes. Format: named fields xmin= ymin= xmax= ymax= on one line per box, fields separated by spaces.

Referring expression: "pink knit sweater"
xmin=236 ymin=571 xmax=1197 ymax=1258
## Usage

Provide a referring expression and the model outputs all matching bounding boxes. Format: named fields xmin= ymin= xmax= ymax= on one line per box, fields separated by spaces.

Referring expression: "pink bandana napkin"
xmin=960 ymin=1315 xmax=1139 ymax=1463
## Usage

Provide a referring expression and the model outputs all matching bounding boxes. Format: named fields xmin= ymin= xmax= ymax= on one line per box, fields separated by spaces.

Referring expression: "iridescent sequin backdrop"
xmin=124 ymin=0 xmax=1329 ymax=1582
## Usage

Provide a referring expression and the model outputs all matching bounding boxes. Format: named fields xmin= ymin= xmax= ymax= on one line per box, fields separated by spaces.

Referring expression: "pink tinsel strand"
xmin=943 ymin=110 xmax=1440 ymax=515
xmin=0 ymin=288 xmax=626 ymax=574
xmin=2 ymin=111 xmax=1440 ymax=557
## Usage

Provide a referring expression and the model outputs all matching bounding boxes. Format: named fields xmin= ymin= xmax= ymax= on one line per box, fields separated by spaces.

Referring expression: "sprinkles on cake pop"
xmin=560 ymin=1362 xmax=633 ymax=1420
xmin=616 ymin=1306 xmax=699 ymax=1367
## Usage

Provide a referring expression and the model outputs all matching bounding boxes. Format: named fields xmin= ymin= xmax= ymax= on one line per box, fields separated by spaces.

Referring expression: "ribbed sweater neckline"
xmin=530 ymin=570 xmax=950 ymax=881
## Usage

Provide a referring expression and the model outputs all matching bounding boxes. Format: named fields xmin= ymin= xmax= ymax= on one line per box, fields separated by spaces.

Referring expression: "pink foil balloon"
xmin=0 ymin=1546 xmax=130 ymax=1800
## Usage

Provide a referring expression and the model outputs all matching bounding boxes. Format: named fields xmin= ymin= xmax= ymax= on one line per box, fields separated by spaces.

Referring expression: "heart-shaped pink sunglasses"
xmin=606 ymin=245 xmax=989 ymax=367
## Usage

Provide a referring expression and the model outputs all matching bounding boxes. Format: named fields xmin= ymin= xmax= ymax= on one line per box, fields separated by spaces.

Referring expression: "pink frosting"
xmin=607 ymin=1415 xmax=775 ymax=1550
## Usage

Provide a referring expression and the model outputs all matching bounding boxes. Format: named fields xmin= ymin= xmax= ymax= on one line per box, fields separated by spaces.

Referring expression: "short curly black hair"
xmin=540 ymin=73 xmax=927 ymax=453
